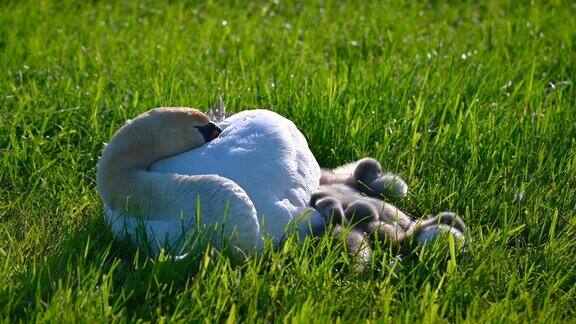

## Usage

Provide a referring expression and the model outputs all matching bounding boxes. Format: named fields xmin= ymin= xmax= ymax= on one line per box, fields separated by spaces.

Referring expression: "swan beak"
xmin=195 ymin=122 xmax=222 ymax=142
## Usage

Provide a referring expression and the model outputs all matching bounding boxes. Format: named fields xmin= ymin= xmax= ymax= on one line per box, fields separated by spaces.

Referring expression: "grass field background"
xmin=1 ymin=0 xmax=575 ymax=321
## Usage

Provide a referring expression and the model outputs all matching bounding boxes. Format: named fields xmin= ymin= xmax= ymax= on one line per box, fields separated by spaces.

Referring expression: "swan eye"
xmin=195 ymin=122 xmax=222 ymax=142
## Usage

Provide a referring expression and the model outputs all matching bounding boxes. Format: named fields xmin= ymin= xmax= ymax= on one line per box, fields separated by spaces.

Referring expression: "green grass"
xmin=1 ymin=0 xmax=575 ymax=322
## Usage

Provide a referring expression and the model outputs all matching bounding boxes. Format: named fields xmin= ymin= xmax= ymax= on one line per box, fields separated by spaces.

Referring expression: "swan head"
xmin=101 ymin=108 xmax=221 ymax=167
xmin=142 ymin=108 xmax=222 ymax=159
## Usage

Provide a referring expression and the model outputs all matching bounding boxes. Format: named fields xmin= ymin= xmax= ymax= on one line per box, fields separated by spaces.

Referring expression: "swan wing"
xmin=104 ymin=172 xmax=263 ymax=257
xmin=151 ymin=109 xmax=322 ymax=244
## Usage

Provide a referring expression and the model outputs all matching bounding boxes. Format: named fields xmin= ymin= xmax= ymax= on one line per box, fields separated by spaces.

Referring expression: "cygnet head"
xmin=314 ymin=196 xmax=346 ymax=226
xmin=353 ymin=158 xmax=382 ymax=185
xmin=344 ymin=199 xmax=379 ymax=227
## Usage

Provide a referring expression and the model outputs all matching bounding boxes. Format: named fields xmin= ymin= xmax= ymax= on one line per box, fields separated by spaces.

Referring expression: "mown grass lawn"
xmin=1 ymin=0 xmax=575 ymax=322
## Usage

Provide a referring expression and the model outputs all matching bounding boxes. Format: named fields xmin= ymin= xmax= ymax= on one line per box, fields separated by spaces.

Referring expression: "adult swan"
xmin=97 ymin=108 xmax=323 ymax=257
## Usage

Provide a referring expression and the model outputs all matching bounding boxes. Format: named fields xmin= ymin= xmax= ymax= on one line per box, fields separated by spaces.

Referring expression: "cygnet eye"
xmin=195 ymin=122 xmax=222 ymax=142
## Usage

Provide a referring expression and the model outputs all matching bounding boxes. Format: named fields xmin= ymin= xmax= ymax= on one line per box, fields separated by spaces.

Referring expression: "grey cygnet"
xmin=310 ymin=158 xmax=467 ymax=271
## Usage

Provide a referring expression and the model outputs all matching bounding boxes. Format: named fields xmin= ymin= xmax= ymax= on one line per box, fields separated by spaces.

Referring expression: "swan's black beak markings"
xmin=195 ymin=122 xmax=222 ymax=142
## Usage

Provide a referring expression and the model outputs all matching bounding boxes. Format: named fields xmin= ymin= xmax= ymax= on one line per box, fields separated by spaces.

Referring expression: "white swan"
xmin=97 ymin=108 xmax=323 ymax=257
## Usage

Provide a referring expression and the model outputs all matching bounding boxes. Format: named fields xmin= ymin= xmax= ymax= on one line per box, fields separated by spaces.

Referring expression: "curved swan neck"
xmin=96 ymin=108 xmax=210 ymax=210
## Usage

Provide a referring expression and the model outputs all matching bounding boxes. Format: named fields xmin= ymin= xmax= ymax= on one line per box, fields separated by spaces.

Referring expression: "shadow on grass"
xmin=5 ymin=214 xmax=228 ymax=321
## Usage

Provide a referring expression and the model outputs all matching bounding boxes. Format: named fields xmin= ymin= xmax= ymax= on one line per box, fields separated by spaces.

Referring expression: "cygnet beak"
xmin=195 ymin=122 xmax=222 ymax=142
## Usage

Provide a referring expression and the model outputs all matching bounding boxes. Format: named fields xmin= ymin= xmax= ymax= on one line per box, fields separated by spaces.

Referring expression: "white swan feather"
xmin=98 ymin=108 xmax=323 ymax=257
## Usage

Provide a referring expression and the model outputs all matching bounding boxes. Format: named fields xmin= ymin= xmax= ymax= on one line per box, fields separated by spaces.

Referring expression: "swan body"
xmin=151 ymin=109 xmax=323 ymax=245
xmin=98 ymin=108 xmax=323 ymax=257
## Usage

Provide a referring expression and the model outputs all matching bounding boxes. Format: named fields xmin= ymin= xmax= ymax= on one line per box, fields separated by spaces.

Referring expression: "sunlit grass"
xmin=1 ymin=0 xmax=575 ymax=321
